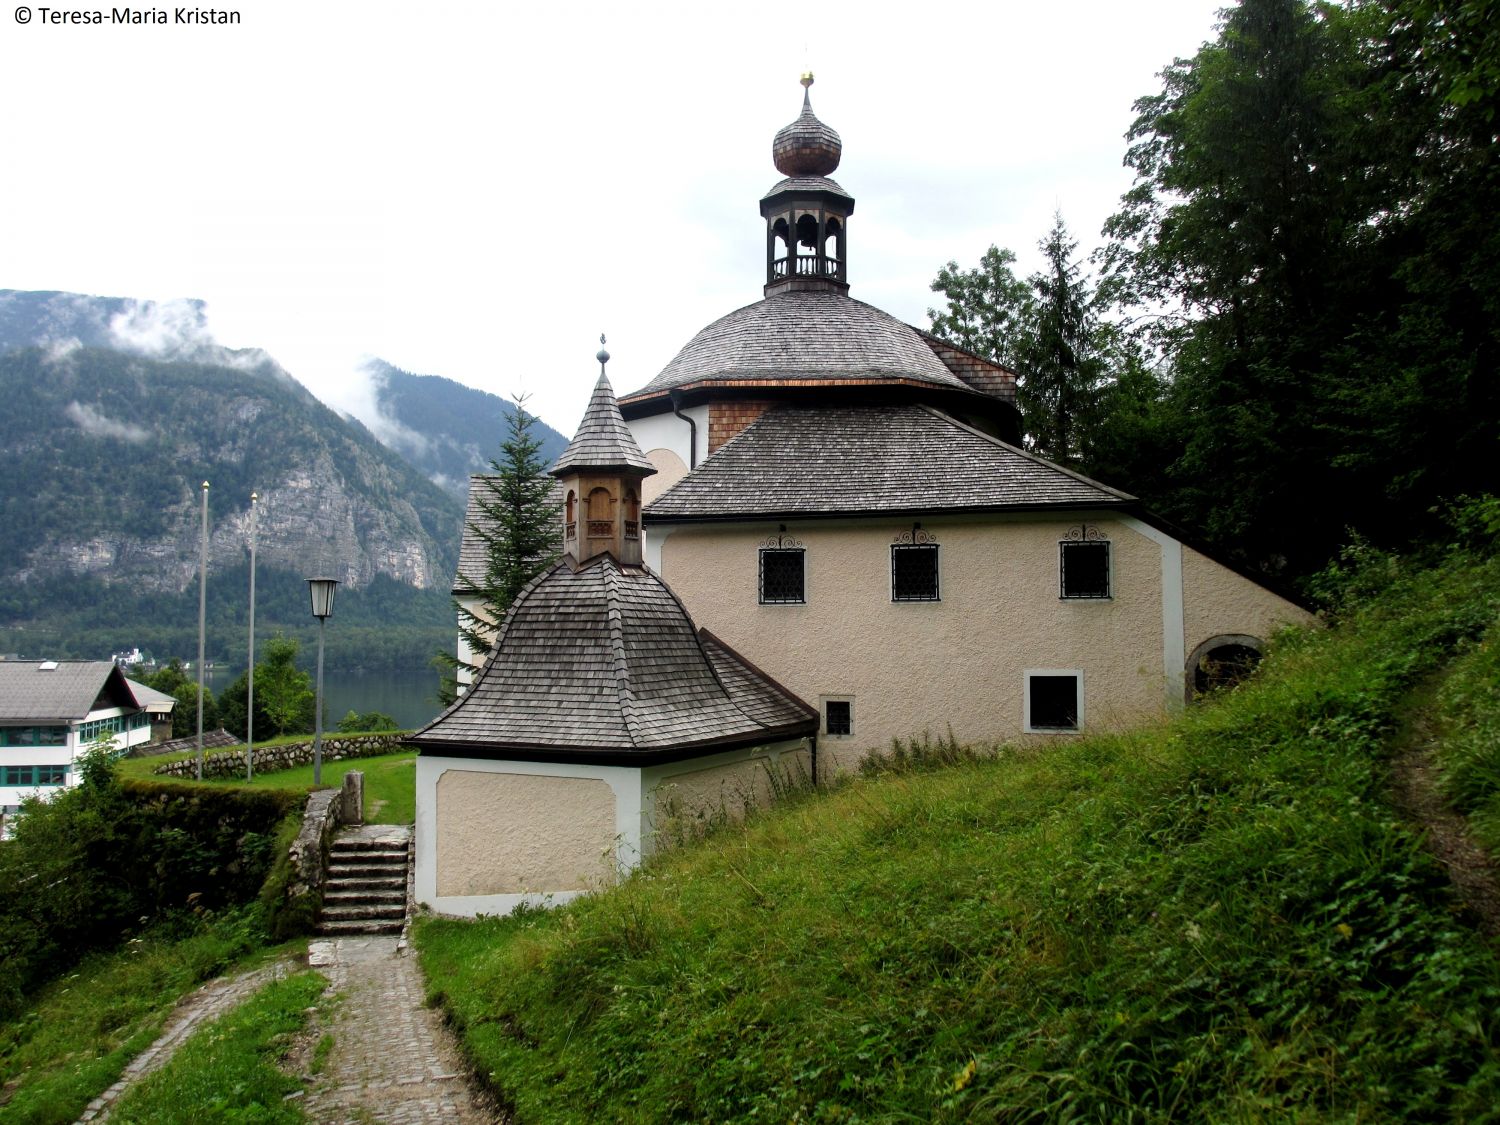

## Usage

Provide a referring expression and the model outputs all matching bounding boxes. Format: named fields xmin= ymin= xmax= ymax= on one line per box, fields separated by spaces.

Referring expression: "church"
xmin=410 ymin=78 xmax=1313 ymax=916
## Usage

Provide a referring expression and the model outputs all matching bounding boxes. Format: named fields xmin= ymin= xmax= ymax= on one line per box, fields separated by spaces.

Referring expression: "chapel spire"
xmin=550 ymin=339 xmax=656 ymax=568
xmin=761 ymin=73 xmax=855 ymax=296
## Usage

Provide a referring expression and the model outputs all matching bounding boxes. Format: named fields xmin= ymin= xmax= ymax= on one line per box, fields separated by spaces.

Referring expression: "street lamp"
xmin=246 ymin=492 xmax=258 ymax=781
xmin=307 ymin=576 xmax=338 ymax=786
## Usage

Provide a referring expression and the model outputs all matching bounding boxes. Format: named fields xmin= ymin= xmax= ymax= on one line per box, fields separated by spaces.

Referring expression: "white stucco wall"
xmin=654 ymin=513 xmax=1313 ymax=773
xmin=415 ymin=738 xmax=811 ymax=917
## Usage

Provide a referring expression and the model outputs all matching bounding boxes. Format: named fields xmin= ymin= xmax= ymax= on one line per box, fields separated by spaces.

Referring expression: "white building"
xmin=0 ymin=661 xmax=158 ymax=828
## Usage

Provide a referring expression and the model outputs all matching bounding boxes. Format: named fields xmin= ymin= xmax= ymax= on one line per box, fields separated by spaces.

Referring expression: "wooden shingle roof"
xmin=412 ymin=555 xmax=816 ymax=764
xmin=619 ymin=290 xmax=974 ymax=402
xmin=644 ymin=404 xmax=1135 ymax=522
xmin=550 ymin=369 xmax=656 ymax=476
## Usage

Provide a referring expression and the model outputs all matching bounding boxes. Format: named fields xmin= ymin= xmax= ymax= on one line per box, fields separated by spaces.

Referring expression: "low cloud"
xmin=108 ymin=298 xmax=215 ymax=357
xmin=64 ymin=401 xmax=150 ymax=443
xmin=43 ymin=337 xmax=82 ymax=364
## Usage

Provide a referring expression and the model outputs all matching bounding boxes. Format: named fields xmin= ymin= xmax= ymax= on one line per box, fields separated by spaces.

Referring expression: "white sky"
xmin=0 ymin=0 xmax=1223 ymax=438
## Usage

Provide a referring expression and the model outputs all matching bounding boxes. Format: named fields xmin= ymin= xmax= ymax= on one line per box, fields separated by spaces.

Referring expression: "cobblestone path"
xmin=303 ymin=934 xmax=497 ymax=1124
xmin=77 ymin=958 xmax=297 ymax=1123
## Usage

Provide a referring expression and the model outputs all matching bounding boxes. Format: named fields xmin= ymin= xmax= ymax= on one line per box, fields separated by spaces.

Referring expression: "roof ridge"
xmin=912 ymin=327 xmax=1021 ymax=376
xmin=647 ymin=574 xmax=772 ymax=731
xmin=600 ymin=557 xmax=644 ymax=747
xmin=916 ymin=406 xmax=1137 ymax=503
xmin=698 ymin=628 xmax=819 ymax=724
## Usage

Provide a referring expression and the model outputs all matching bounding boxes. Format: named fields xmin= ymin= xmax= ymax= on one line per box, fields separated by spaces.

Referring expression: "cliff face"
xmin=0 ymin=345 xmax=462 ymax=598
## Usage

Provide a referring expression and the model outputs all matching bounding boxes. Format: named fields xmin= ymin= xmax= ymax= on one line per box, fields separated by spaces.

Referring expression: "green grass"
xmin=108 ymin=970 xmax=326 ymax=1124
xmin=119 ymin=752 xmax=417 ymax=826
xmin=415 ymin=548 xmax=1500 ymax=1122
xmin=0 ymin=911 xmax=304 ymax=1125
xmin=1434 ymin=628 xmax=1500 ymax=852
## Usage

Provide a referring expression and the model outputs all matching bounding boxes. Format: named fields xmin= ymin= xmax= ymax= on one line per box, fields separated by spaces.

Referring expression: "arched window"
xmin=565 ymin=490 xmax=577 ymax=539
xmin=623 ymin=489 xmax=640 ymax=540
xmin=1187 ymin=634 xmax=1264 ymax=700
xmin=770 ymin=218 xmax=791 ymax=279
xmin=824 ymin=217 xmax=843 ymax=270
xmin=587 ymin=487 xmax=613 ymax=538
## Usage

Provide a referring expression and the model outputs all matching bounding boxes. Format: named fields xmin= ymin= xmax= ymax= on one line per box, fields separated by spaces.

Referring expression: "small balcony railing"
xmin=771 ymin=254 xmax=842 ymax=279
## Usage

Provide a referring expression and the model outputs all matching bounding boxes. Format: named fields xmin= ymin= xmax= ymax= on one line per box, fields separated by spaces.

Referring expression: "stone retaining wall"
xmin=151 ymin=733 xmax=408 ymax=779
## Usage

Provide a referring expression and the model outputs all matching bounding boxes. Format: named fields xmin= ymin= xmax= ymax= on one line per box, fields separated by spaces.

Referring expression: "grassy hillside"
xmin=416 ymin=540 xmax=1500 ymax=1121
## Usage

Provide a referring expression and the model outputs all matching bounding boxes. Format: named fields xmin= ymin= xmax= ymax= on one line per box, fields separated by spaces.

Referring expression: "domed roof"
xmin=411 ymin=555 xmax=817 ymax=760
xmin=620 ymin=289 xmax=971 ymax=401
xmin=772 ymin=75 xmax=841 ymax=177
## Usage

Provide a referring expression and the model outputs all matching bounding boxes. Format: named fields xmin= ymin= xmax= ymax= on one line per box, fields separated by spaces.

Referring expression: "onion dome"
xmin=772 ymin=73 xmax=841 ymax=177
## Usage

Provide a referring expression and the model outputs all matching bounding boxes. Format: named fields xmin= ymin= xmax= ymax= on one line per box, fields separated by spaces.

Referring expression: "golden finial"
xmin=800 ymin=71 xmax=814 ymax=88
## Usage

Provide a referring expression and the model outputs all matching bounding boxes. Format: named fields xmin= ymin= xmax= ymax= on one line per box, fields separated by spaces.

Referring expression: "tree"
xmin=219 ymin=634 xmax=314 ymax=738
xmin=927 ymin=246 xmax=1033 ymax=371
xmin=437 ymin=396 xmax=560 ymax=704
xmin=1013 ymin=215 xmax=1109 ymax=466
xmin=1095 ymin=0 xmax=1500 ymax=575
xmin=928 ymin=219 xmax=1116 ymax=466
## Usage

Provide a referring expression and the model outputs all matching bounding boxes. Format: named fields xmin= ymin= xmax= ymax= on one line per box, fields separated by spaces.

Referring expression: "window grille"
xmin=759 ymin=548 xmax=805 ymax=604
xmin=892 ymin=544 xmax=940 ymax=601
xmin=825 ymin=700 xmax=852 ymax=736
xmin=1060 ymin=540 xmax=1111 ymax=599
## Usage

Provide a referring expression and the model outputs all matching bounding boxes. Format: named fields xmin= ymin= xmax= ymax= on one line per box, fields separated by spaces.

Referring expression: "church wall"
xmin=628 ymin=406 xmax=710 ymax=482
xmin=641 ymin=738 xmax=812 ymax=855
xmin=1182 ymin=546 xmax=1316 ymax=676
xmin=656 ymin=514 xmax=1310 ymax=774
xmin=415 ymin=756 xmax=645 ymax=916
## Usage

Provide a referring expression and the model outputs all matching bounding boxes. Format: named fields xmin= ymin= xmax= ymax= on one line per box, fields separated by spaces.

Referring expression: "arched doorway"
xmin=1187 ymin=634 xmax=1264 ymax=700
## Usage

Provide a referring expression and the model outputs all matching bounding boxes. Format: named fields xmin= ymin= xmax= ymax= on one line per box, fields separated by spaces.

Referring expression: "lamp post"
xmin=246 ymin=492 xmax=258 ymax=782
xmin=307 ymin=576 xmax=338 ymax=786
xmin=195 ymin=480 xmax=209 ymax=782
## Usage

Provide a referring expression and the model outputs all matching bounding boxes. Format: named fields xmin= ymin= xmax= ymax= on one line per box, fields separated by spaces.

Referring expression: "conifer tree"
xmin=436 ymin=396 xmax=559 ymax=704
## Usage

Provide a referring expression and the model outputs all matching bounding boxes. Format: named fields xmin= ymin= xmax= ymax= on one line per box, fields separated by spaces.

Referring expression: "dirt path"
xmin=1390 ymin=703 xmax=1500 ymax=939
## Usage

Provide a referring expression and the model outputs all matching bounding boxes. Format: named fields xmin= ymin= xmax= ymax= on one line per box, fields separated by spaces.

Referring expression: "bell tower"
xmin=550 ymin=341 xmax=657 ymax=568
xmin=761 ymin=74 xmax=855 ymax=295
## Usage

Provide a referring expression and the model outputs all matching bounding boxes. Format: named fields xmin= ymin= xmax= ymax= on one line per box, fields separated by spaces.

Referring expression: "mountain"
xmin=0 ymin=345 xmax=462 ymax=594
xmin=0 ymin=287 xmax=470 ymax=668
xmin=362 ymin=359 xmax=569 ymax=496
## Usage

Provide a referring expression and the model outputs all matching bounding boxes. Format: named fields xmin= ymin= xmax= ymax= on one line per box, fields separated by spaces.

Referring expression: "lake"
xmin=199 ymin=665 xmax=445 ymax=732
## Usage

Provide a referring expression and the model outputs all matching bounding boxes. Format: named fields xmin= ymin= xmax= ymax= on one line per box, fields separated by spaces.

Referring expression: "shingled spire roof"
xmin=409 ymin=555 xmax=817 ymax=764
xmin=550 ymin=347 xmax=656 ymax=478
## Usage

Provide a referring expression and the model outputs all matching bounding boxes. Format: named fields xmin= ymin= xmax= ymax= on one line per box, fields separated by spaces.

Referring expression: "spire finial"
xmin=596 ymin=333 xmax=610 ymax=369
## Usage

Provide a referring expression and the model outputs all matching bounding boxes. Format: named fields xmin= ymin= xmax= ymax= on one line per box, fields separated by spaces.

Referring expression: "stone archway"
xmin=1186 ymin=633 xmax=1265 ymax=702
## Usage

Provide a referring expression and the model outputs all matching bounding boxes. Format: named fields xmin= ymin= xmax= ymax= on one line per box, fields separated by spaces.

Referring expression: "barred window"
xmin=1061 ymin=541 xmax=1111 ymax=599
xmin=892 ymin=544 xmax=940 ymax=601
xmin=825 ymin=699 xmax=852 ymax=736
xmin=759 ymin=548 xmax=805 ymax=604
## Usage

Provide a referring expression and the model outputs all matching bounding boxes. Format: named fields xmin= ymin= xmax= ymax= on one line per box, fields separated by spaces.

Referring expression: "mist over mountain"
xmin=0 ymin=289 xmax=505 ymax=667
xmin=360 ymin=359 xmax=569 ymax=497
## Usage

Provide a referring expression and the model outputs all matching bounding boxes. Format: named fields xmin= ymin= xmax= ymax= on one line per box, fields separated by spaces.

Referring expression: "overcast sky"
xmin=0 ymin=0 xmax=1224 ymax=438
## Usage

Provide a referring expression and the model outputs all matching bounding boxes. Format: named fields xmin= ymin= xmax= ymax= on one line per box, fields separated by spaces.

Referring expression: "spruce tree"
xmin=437 ymin=396 xmax=559 ymax=704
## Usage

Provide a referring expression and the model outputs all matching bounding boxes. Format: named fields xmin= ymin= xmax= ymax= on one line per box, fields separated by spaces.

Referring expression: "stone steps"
xmin=316 ymin=825 xmax=411 ymax=936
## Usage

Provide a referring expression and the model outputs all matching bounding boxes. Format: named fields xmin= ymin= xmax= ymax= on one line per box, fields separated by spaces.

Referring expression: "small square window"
xmin=825 ymin=700 xmax=852 ymax=736
xmin=1027 ymin=672 xmax=1082 ymax=732
xmin=760 ymin=548 xmax=806 ymax=604
xmin=892 ymin=545 xmax=940 ymax=601
xmin=1061 ymin=542 xmax=1111 ymax=599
